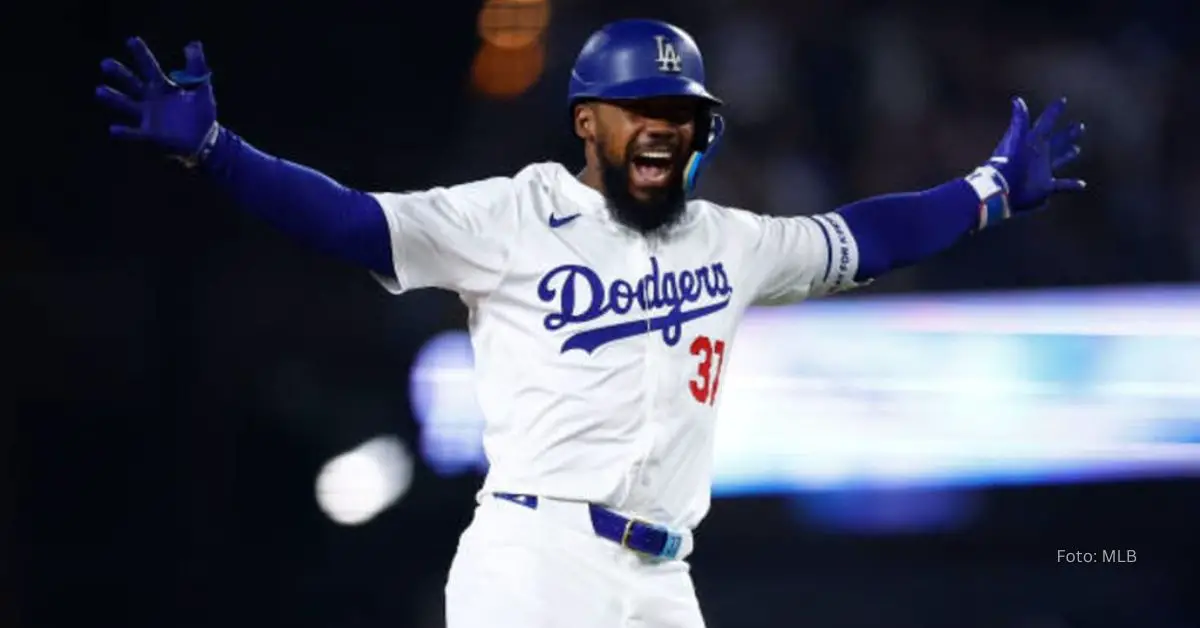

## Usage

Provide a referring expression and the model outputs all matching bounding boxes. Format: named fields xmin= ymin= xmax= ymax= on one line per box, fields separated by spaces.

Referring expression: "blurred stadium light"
xmin=411 ymin=285 xmax=1200 ymax=498
xmin=472 ymin=0 xmax=549 ymax=99
xmin=471 ymin=41 xmax=546 ymax=99
xmin=477 ymin=0 xmax=549 ymax=49
xmin=315 ymin=435 xmax=414 ymax=526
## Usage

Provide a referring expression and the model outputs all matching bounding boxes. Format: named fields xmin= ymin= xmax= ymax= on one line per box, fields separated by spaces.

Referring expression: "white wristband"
xmin=964 ymin=166 xmax=1011 ymax=230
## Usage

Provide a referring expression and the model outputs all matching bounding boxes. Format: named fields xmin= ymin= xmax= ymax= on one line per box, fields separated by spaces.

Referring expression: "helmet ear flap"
xmin=683 ymin=112 xmax=725 ymax=195
xmin=704 ymin=112 xmax=725 ymax=153
xmin=693 ymin=107 xmax=713 ymax=152
xmin=691 ymin=108 xmax=724 ymax=153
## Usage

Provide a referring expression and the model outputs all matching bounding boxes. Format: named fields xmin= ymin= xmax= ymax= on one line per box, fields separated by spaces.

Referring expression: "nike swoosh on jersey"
xmin=548 ymin=213 xmax=581 ymax=228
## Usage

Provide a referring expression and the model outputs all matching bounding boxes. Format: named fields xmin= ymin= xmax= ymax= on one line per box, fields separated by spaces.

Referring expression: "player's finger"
xmin=126 ymin=36 xmax=168 ymax=84
xmin=991 ymin=97 xmax=1028 ymax=161
xmin=184 ymin=41 xmax=210 ymax=76
xmin=95 ymin=85 xmax=142 ymax=118
xmin=1062 ymin=121 xmax=1085 ymax=143
xmin=169 ymin=41 xmax=213 ymax=86
xmin=1052 ymin=178 xmax=1087 ymax=192
xmin=1052 ymin=145 xmax=1082 ymax=170
xmin=1032 ymin=97 xmax=1068 ymax=140
xmin=1048 ymin=123 xmax=1084 ymax=157
xmin=100 ymin=58 xmax=145 ymax=96
xmin=109 ymin=124 xmax=148 ymax=141
xmin=1011 ymin=96 xmax=1030 ymax=132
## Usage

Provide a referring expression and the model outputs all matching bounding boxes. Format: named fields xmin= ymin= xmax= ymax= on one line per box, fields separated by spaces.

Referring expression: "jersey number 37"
xmin=689 ymin=335 xmax=727 ymax=406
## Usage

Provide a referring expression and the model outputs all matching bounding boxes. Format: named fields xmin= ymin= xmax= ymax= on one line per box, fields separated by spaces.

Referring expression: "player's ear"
xmin=574 ymin=104 xmax=595 ymax=141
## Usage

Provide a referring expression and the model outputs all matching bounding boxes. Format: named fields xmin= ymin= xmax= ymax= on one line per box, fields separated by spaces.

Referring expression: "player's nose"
xmin=641 ymin=128 xmax=680 ymax=149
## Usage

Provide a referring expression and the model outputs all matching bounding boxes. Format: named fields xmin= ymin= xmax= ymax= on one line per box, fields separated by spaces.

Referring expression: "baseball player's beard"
xmin=598 ymin=145 xmax=687 ymax=235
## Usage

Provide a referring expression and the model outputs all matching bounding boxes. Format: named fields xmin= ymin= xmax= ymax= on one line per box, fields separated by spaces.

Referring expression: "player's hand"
xmin=96 ymin=38 xmax=219 ymax=166
xmin=988 ymin=96 xmax=1087 ymax=213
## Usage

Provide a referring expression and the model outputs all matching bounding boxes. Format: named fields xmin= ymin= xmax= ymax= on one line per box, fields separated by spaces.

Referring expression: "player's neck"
xmin=577 ymin=164 xmax=605 ymax=195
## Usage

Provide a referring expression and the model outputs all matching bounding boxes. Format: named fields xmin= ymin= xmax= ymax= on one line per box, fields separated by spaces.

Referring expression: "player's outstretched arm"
xmin=836 ymin=97 xmax=1086 ymax=281
xmin=95 ymin=38 xmax=394 ymax=278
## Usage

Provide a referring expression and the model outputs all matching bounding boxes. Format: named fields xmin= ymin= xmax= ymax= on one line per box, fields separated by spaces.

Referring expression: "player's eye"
xmin=662 ymin=107 xmax=695 ymax=125
xmin=624 ymin=100 xmax=695 ymax=126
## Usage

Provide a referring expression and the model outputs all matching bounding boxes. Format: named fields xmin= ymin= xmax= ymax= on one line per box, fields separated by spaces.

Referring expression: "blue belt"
xmin=493 ymin=493 xmax=684 ymax=560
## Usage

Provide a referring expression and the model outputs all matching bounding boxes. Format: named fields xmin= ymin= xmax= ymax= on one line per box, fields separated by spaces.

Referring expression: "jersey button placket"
xmin=638 ymin=237 xmax=658 ymax=490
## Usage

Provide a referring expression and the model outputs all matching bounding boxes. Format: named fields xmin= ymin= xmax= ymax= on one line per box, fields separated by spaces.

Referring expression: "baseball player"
xmin=95 ymin=18 xmax=1086 ymax=628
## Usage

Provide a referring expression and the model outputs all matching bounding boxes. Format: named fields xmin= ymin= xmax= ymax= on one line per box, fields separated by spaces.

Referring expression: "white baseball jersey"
xmin=371 ymin=162 xmax=861 ymax=530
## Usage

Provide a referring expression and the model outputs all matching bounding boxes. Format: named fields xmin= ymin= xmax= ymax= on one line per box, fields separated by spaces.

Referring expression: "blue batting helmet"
xmin=567 ymin=19 xmax=725 ymax=194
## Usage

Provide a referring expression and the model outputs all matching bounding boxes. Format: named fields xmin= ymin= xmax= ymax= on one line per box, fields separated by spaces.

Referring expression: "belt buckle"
xmin=619 ymin=517 xmax=644 ymax=550
xmin=620 ymin=517 xmax=681 ymax=560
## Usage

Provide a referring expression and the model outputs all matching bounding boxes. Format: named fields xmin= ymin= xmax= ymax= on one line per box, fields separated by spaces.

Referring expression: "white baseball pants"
xmin=444 ymin=495 xmax=706 ymax=628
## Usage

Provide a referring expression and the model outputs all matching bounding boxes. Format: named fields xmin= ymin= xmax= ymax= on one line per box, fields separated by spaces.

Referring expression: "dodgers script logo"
xmin=537 ymin=257 xmax=732 ymax=354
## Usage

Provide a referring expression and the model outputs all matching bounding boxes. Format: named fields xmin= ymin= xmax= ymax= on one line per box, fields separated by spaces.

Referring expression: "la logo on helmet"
xmin=654 ymin=35 xmax=683 ymax=73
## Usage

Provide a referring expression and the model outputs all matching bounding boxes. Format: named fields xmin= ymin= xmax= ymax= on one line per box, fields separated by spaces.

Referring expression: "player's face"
xmin=593 ymin=98 xmax=698 ymax=194
xmin=584 ymin=98 xmax=700 ymax=233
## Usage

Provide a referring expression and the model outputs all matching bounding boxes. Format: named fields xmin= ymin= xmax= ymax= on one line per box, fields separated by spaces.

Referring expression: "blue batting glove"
xmin=967 ymin=96 xmax=1087 ymax=230
xmin=96 ymin=38 xmax=220 ymax=167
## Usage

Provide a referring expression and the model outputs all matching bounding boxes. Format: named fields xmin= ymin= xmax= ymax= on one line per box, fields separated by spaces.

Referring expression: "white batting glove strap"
xmin=964 ymin=165 xmax=1011 ymax=231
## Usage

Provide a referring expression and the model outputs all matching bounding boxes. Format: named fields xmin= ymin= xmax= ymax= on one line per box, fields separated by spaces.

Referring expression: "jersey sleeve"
xmin=369 ymin=176 xmax=519 ymax=296
xmin=743 ymin=211 xmax=864 ymax=305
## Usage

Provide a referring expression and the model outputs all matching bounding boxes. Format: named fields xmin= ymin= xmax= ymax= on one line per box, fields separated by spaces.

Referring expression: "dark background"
xmin=15 ymin=0 xmax=1200 ymax=626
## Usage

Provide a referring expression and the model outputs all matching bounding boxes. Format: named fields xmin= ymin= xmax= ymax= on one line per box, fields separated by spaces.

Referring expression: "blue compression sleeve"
xmin=836 ymin=179 xmax=982 ymax=281
xmin=200 ymin=127 xmax=394 ymax=278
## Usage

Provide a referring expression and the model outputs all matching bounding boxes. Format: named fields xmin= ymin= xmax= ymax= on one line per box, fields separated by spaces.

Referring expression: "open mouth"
xmin=630 ymin=150 xmax=675 ymax=187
